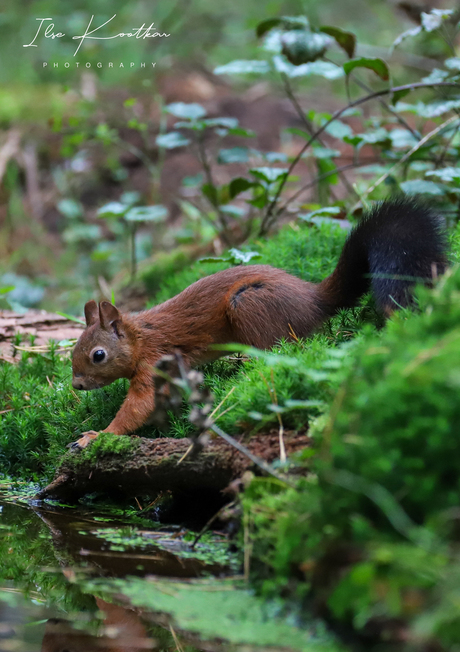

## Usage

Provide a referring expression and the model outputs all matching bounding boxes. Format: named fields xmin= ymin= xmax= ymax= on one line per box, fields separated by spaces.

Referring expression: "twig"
xmin=353 ymin=115 xmax=459 ymax=210
xmin=259 ymin=81 xmax=460 ymax=234
xmin=210 ymin=423 xmax=295 ymax=487
xmin=208 ymin=386 xmax=236 ymax=419
xmin=281 ymin=72 xmax=358 ymax=200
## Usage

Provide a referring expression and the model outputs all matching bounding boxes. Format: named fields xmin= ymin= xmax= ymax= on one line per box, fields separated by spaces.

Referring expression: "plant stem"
xmin=259 ymin=80 xmax=460 ymax=235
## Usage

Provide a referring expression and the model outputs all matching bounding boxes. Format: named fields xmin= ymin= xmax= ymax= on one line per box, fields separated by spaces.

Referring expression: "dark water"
xmin=0 ymin=497 xmax=339 ymax=652
xmin=0 ymin=497 xmax=233 ymax=652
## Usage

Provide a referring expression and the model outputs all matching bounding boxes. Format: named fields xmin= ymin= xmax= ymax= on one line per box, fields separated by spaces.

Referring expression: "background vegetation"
xmin=2 ymin=0 xmax=460 ymax=649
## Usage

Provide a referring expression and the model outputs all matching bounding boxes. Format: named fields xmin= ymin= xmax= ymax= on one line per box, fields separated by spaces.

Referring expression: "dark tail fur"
xmin=318 ymin=197 xmax=447 ymax=315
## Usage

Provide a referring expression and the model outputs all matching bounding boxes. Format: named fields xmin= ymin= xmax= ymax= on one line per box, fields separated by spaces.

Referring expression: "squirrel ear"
xmin=84 ymin=300 xmax=99 ymax=327
xmin=99 ymin=301 xmax=123 ymax=336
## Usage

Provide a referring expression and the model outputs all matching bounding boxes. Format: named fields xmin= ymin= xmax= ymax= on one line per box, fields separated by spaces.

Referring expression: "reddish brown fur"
xmin=71 ymin=198 xmax=447 ymax=447
xmin=71 ymin=266 xmax=326 ymax=445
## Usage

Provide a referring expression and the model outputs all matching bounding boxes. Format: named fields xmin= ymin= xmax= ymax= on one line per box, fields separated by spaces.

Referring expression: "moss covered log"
xmin=37 ymin=431 xmax=308 ymax=502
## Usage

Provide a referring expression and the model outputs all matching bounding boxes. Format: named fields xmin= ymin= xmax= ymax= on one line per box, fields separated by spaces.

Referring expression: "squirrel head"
xmin=72 ymin=300 xmax=136 ymax=390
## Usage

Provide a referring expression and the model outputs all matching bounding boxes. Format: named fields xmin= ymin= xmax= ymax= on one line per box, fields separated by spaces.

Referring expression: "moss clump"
xmin=243 ymin=266 xmax=460 ymax=649
xmin=64 ymin=432 xmax=140 ymax=468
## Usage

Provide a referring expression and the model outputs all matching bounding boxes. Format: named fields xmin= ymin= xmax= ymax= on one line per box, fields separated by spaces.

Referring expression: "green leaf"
xmin=307 ymin=147 xmax=341 ymax=159
xmin=56 ymin=311 xmax=86 ymax=325
xmin=202 ymin=183 xmax=219 ymax=205
xmin=273 ymin=57 xmax=344 ymax=79
xmin=421 ymin=68 xmax=450 ymax=83
xmin=125 ymin=205 xmax=168 ymax=222
xmin=214 ymin=60 xmax=271 ymax=75
xmin=343 ymin=57 xmax=390 ymax=81
xmin=218 ymin=147 xmax=250 ymax=164
xmin=229 ymin=177 xmax=256 ymax=199
xmin=250 ymin=167 xmax=289 ymax=183
xmin=256 ymin=18 xmax=284 ymax=38
xmin=426 ymin=167 xmax=460 ymax=183
xmin=0 ymin=286 xmax=14 ymax=295
xmin=421 ymin=9 xmax=453 ymax=32
xmin=227 ymin=127 xmax=256 ymax=138
xmin=120 ymin=191 xmax=141 ymax=206
xmin=281 ymin=31 xmax=331 ymax=65
xmin=165 ymin=102 xmax=207 ymax=120
xmin=445 ymin=58 xmax=460 ymax=71
xmin=264 ymin=151 xmax=288 ymax=162
xmin=203 ymin=117 xmax=239 ymax=129
xmin=57 ymin=198 xmax=83 ymax=220
xmin=320 ymin=26 xmax=356 ymax=58
xmin=256 ymin=16 xmax=309 ymax=38
xmin=97 ymin=202 xmax=128 ymax=218
xmin=156 ymin=132 xmax=191 ymax=149
xmin=399 ymin=179 xmax=444 ymax=196
xmin=395 ymin=100 xmax=460 ymax=118
xmin=325 ymin=120 xmax=353 ymax=140
xmin=299 ymin=206 xmax=341 ymax=225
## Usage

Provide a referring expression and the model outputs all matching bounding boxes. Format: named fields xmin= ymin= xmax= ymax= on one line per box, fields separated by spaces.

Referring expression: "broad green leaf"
xmin=445 ymin=58 xmax=460 ymax=71
xmin=281 ymin=30 xmax=331 ymax=65
xmin=395 ymin=100 xmax=460 ymax=118
xmin=0 ymin=286 xmax=14 ymax=295
xmin=227 ymin=127 xmax=256 ymax=138
xmin=421 ymin=8 xmax=453 ymax=32
xmin=325 ymin=120 xmax=353 ymax=140
xmin=422 ymin=68 xmax=450 ymax=83
xmin=57 ymin=198 xmax=83 ymax=220
xmin=256 ymin=16 xmax=309 ymax=38
xmin=273 ymin=56 xmax=343 ymax=79
xmin=220 ymin=205 xmax=246 ymax=217
xmin=320 ymin=26 xmax=356 ymax=58
xmin=204 ymin=117 xmax=239 ymax=129
xmin=229 ymin=177 xmax=256 ymax=199
xmin=250 ymin=167 xmax=288 ymax=183
xmin=214 ymin=60 xmax=271 ymax=75
xmin=343 ymin=57 xmax=390 ymax=81
xmin=299 ymin=207 xmax=341 ymax=224
xmin=307 ymin=147 xmax=340 ymax=159
xmin=426 ymin=167 xmax=460 ymax=182
xmin=125 ymin=205 xmax=168 ymax=222
xmin=400 ymin=179 xmax=444 ymax=195
xmin=62 ymin=224 xmax=101 ymax=243
xmin=389 ymin=128 xmax=418 ymax=149
xmin=97 ymin=202 xmax=128 ymax=218
xmin=217 ymin=147 xmax=250 ymax=164
xmin=165 ymin=102 xmax=207 ymax=120
xmin=156 ymin=132 xmax=191 ymax=149
xmin=264 ymin=151 xmax=288 ymax=162
xmin=201 ymin=183 xmax=219 ymax=205
xmin=120 ymin=191 xmax=141 ymax=206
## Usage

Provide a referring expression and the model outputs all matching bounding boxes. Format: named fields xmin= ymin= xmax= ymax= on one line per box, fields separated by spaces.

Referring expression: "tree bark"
xmin=37 ymin=431 xmax=308 ymax=502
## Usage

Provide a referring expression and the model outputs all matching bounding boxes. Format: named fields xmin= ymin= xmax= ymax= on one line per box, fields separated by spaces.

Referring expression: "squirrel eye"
xmin=93 ymin=349 xmax=106 ymax=363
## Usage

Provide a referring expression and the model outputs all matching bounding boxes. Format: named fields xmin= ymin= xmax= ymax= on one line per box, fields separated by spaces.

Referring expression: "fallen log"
xmin=37 ymin=430 xmax=309 ymax=502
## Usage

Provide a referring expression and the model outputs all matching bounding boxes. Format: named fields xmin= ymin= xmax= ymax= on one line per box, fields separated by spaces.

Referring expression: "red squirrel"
xmin=71 ymin=198 xmax=446 ymax=448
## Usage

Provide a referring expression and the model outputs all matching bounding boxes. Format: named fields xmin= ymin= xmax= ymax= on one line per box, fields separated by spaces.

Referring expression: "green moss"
xmin=87 ymin=577 xmax=343 ymax=651
xmin=242 ymin=265 xmax=460 ymax=648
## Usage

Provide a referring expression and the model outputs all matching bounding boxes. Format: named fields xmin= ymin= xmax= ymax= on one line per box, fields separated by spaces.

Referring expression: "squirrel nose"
xmin=72 ymin=378 xmax=84 ymax=390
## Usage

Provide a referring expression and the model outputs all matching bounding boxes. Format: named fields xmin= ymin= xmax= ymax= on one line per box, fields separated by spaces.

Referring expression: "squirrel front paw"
xmin=68 ymin=430 xmax=100 ymax=451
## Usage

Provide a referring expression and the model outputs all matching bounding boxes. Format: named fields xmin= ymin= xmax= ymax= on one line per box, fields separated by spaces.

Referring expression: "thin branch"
xmin=210 ymin=423 xmax=295 ymax=487
xmin=281 ymin=73 xmax=357 ymax=200
xmin=259 ymin=81 xmax=460 ymax=234
xmin=352 ymin=115 xmax=459 ymax=211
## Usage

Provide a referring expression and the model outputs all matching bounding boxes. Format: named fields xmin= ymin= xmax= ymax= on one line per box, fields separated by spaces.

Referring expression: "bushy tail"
xmin=318 ymin=197 xmax=448 ymax=315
